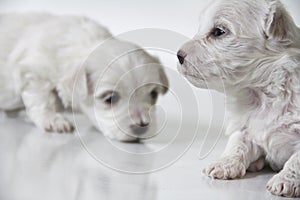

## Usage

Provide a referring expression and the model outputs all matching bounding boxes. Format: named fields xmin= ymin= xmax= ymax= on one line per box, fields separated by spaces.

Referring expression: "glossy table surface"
xmin=0 ymin=112 xmax=296 ymax=200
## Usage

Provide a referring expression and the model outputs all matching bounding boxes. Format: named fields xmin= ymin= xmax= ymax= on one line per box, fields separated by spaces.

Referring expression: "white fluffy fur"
xmin=0 ymin=13 xmax=168 ymax=142
xmin=178 ymin=0 xmax=300 ymax=197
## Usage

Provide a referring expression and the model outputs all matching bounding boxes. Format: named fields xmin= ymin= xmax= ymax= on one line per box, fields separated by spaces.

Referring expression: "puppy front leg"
xmin=203 ymin=131 xmax=263 ymax=179
xmin=267 ymin=151 xmax=300 ymax=197
xmin=21 ymin=80 xmax=74 ymax=133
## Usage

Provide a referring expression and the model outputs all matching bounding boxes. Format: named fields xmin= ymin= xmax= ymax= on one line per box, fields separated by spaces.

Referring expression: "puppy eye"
xmin=150 ymin=90 xmax=158 ymax=100
xmin=101 ymin=92 xmax=120 ymax=105
xmin=211 ymin=27 xmax=226 ymax=37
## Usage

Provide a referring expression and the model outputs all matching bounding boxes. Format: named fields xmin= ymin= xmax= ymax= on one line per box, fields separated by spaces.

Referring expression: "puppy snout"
xmin=138 ymin=121 xmax=149 ymax=127
xmin=130 ymin=124 xmax=149 ymax=135
xmin=177 ymin=50 xmax=187 ymax=65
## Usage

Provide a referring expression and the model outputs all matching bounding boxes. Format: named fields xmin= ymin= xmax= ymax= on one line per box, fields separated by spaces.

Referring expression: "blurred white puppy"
xmin=0 ymin=13 xmax=168 ymax=142
xmin=178 ymin=0 xmax=300 ymax=197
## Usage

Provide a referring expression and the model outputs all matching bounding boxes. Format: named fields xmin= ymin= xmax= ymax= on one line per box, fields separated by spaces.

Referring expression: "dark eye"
xmin=101 ymin=92 xmax=120 ymax=105
xmin=212 ymin=28 xmax=226 ymax=37
xmin=150 ymin=90 xmax=158 ymax=100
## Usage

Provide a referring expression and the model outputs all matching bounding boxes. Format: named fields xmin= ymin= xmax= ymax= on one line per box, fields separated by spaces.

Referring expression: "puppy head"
xmin=177 ymin=0 xmax=299 ymax=92
xmin=80 ymin=39 xmax=168 ymax=142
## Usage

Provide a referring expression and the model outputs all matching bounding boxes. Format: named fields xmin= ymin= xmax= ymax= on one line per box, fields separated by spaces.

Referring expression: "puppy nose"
xmin=130 ymin=124 xmax=149 ymax=135
xmin=177 ymin=50 xmax=187 ymax=65
xmin=138 ymin=121 xmax=149 ymax=127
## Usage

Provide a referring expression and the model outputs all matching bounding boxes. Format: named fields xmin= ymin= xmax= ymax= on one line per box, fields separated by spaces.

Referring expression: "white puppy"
xmin=178 ymin=0 xmax=300 ymax=197
xmin=0 ymin=13 xmax=168 ymax=142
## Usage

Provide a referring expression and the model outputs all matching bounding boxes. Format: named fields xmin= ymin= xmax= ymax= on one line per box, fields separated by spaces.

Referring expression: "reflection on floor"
xmin=0 ymin=113 xmax=293 ymax=200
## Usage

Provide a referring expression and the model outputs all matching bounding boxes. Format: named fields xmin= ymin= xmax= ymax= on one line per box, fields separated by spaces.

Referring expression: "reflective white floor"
xmin=0 ymin=112 xmax=296 ymax=200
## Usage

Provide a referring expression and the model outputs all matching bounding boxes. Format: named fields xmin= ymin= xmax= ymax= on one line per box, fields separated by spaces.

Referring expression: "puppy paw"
xmin=203 ymin=157 xmax=246 ymax=179
xmin=267 ymin=172 xmax=300 ymax=198
xmin=44 ymin=115 xmax=74 ymax=133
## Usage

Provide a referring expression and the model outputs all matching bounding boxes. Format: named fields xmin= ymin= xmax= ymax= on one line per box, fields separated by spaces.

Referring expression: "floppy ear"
xmin=159 ymin=67 xmax=169 ymax=94
xmin=57 ymin=66 xmax=92 ymax=107
xmin=264 ymin=0 xmax=293 ymax=40
xmin=150 ymin=56 xmax=169 ymax=94
xmin=75 ymin=69 xmax=93 ymax=98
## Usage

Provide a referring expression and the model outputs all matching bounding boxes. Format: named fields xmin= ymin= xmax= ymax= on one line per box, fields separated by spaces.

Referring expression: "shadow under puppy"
xmin=0 ymin=13 xmax=168 ymax=142
xmin=177 ymin=0 xmax=300 ymax=198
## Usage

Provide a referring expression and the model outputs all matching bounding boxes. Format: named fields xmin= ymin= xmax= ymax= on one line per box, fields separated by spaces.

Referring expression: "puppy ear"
xmin=58 ymin=67 xmax=92 ymax=107
xmin=159 ymin=67 xmax=169 ymax=94
xmin=152 ymin=56 xmax=169 ymax=94
xmin=71 ymin=68 xmax=92 ymax=100
xmin=264 ymin=0 xmax=293 ymax=40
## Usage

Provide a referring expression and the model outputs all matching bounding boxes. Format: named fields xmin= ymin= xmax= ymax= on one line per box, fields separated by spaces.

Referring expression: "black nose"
xmin=177 ymin=50 xmax=187 ymax=65
xmin=139 ymin=121 xmax=149 ymax=127
xmin=130 ymin=124 xmax=149 ymax=135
